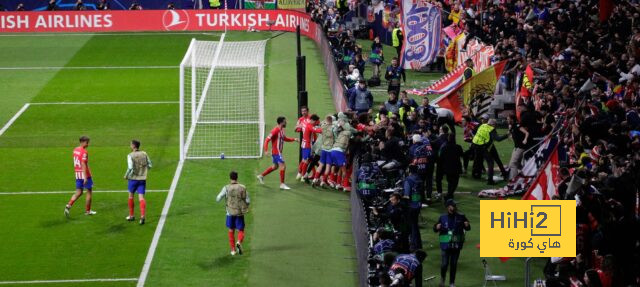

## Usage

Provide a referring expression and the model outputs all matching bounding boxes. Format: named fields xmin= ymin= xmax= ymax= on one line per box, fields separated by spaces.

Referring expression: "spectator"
xmin=434 ymin=199 xmax=470 ymax=287
xmin=47 ymin=0 xmax=57 ymax=11
xmin=209 ymin=0 xmax=221 ymax=9
xmin=370 ymin=36 xmax=384 ymax=78
xmin=75 ymin=0 xmax=86 ymax=10
xmin=167 ymin=2 xmax=175 ymax=9
xmin=16 ymin=3 xmax=25 ymax=11
xmin=97 ymin=0 xmax=109 ymax=10
xmin=384 ymin=91 xmax=401 ymax=114
xmin=347 ymin=79 xmax=374 ymax=115
xmin=506 ymin=114 xmax=529 ymax=180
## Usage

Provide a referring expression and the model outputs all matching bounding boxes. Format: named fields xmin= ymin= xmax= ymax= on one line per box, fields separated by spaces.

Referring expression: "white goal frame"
xmin=179 ymin=35 xmax=266 ymax=160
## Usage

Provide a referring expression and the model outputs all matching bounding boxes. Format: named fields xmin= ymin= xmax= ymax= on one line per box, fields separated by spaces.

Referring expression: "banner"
xmin=0 ymin=10 xmax=318 ymax=38
xmin=457 ymin=38 xmax=494 ymax=73
xmin=407 ymin=63 xmax=465 ymax=96
xmin=244 ymin=0 xmax=276 ymax=9
xmin=0 ymin=10 xmax=348 ymax=113
xmin=401 ymin=1 xmax=441 ymax=70
xmin=277 ymin=0 xmax=305 ymax=11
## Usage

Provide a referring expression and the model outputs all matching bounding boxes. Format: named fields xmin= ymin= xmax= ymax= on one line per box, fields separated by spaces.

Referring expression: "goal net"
xmin=179 ymin=35 xmax=266 ymax=160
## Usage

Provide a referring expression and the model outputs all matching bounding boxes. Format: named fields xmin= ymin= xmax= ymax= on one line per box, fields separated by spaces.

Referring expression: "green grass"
xmin=0 ymin=30 xmax=544 ymax=287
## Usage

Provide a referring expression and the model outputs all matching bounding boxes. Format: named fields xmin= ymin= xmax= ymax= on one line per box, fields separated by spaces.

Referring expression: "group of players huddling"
xmin=257 ymin=106 xmax=355 ymax=192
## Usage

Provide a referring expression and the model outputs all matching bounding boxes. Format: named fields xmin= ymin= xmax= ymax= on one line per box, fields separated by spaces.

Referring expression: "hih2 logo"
xmin=162 ymin=10 xmax=190 ymax=31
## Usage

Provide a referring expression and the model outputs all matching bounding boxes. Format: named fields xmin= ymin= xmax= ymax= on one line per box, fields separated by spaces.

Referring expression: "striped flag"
xmin=522 ymin=145 xmax=560 ymax=200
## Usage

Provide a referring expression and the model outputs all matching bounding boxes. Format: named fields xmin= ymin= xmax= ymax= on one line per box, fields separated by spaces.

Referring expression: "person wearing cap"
xmin=434 ymin=199 xmax=470 ymax=287
xmin=471 ymin=117 xmax=508 ymax=184
xmin=463 ymin=59 xmax=474 ymax=81
xmin=347 ymin=79 xmax=373 ymax=115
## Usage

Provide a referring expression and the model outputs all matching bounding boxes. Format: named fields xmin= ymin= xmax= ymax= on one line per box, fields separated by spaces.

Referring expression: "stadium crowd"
xmin=303 ymin=0 xmax=640 ymax=286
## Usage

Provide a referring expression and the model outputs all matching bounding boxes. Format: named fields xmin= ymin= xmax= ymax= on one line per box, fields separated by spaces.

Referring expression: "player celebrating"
xmin=216 ymin=171 xmax=250 ymax=256
xmin=294 ymin=106 xmax=310 ymax=133
xmin=297 ymin=114 xmax=322 ymax=181
xmin=313 ymin=115 xmax=335 ymax=187
xmin=64 ymin=136 xmax=96 ymax=217
xmin=124 ymin=140 xmax=152 ymax=225
xmin=257 ymin=116 xmax=298 ymax=190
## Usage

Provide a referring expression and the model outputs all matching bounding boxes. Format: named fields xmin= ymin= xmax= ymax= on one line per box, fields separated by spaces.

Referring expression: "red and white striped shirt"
xmin=264 ymin=126 xmax=295 ymax=156
xmin=73 ymin=146 xmax=91 ymax=179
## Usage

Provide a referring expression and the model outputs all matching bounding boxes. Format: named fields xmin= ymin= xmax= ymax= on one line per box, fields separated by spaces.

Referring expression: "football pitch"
xmin=0 ymin=31 xmax=543 ymax=286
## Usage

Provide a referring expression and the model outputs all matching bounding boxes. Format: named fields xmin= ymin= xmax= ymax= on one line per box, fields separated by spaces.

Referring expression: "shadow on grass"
xmin=198 ymin=255 xmax=243 ymax=270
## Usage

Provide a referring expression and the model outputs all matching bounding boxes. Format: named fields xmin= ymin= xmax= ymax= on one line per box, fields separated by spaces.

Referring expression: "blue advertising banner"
xmin=401 ymin=1 xmax=441 ymax=70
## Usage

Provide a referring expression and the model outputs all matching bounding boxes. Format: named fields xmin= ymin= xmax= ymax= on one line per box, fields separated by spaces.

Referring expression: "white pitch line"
xmin=30 ymin=101 xmax=178 ymax=105
xmin=137 ymin=159 xmax=185 ymax=287
xmin=0 ymin=278 xmax=138 ymax=285
xmin=0 ymin=103 xmax=30 ymax=137
xmin=0 ymin=32 xmax=221 ymax=37
xmin=0 ymin=189 xmax=169 ymax=195
xmin=0 ymin=66 xmax=177 ymax=71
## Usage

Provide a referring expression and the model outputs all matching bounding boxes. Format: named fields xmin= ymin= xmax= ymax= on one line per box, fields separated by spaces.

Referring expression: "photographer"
xmin=378 ymin=128 xmax=406 ymax=170
xmin=403 ymin=165 xmax=423 ymax=251
xmin=372 ymin=192 xmax=410 ymax=253
xmin=385 ymin=250 xmax=427 ymax=287
xmin=434 ymin=199 xmax=470 ymax=287
xmin=408 ymin=134 xmax=434 ymax=206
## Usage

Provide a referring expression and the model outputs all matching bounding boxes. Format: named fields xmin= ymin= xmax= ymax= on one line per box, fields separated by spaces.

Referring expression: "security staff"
xmin=392 ymin=23 xmax=403 ymax=58
xmin=471 ymin=118 xmax=507 ymax=184
xmin=463 ymin=58 xmax=474 ymax=80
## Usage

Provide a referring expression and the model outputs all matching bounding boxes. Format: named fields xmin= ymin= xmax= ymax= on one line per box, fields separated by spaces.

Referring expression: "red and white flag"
xmin=522 ymin=146 xmax=560 ymax=200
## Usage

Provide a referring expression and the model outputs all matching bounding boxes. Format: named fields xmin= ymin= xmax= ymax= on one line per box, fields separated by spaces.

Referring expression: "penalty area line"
xmin=0 ymin=103 xmax=29 ymax=137
xmin=0 ymin=190 xmax=169 ymax=195
xmin=0 ymin=278 xmax=138 ymax=285
xmin=136 ymin=159 xmax=185 ymax=287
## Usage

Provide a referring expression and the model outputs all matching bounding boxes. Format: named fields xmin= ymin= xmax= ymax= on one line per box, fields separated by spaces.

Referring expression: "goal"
xmin=179 ymin=35 xmax=266 ymax=160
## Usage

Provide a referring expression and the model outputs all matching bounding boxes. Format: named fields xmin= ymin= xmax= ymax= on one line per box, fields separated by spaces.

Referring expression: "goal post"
xmin=179 ymin=36 xmax=266 ymax=160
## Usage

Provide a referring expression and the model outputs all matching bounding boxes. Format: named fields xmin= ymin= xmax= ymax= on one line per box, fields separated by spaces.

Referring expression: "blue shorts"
xmin=226 ymin=215 xmax=245 ymax=230
xmin=75 ymin=177 xmax=93 ymax=190
xmin=319 ymin=150 xmax=332 ymax=165
xmin=330 ymin=150 xmax=346 ymax=167
xmin=301 ymin=148 xmax=312 ymax=160
xmin=128 ymin=180 xmax=147 ymax=194
xmin=272 ymin=154 xmax=285 ymax=165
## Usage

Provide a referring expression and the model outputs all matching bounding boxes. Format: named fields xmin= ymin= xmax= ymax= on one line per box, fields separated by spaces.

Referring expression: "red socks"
xmin=279 ymin=170 xmax=285 ymax=183
xmin=228 ymin=230 xmax=236 ymax=250
xmin=238 ymin=230 xmax=245 ymax=243
xmin=299 ymin=162 xmax=308 ymax=175
xmin=261 ymin=166 xmax=275 ymax=176
xmin=140 ymin=199 xmax=146 ymax=217
xmin=128 ymin=198 xmax=134 ymax=217
xmin=67 ymin=199 xmax=76 ymax=207
xmin=85 ymin=203 xmax=91 ymax=212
